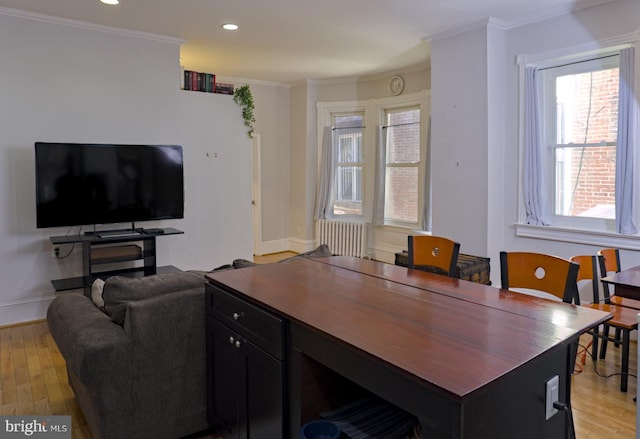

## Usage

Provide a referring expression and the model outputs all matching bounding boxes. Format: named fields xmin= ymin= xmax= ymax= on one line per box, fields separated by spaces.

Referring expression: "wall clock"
xmin=389 ymin=75 xmax=404 ymax=96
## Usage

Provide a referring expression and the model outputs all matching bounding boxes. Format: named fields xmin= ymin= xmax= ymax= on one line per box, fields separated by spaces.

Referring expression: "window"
xmin=333 ymin=114 xmax=364 ymax=216
xmin=316 ymin=92 xmax=429 ymax=229
xmin=520 ymin=44 xmax=638 ymax=242
xmin=384 ymin=107 xmax=421 ymax=225
xmin=542 ymin=55 xmax=619 ymax=225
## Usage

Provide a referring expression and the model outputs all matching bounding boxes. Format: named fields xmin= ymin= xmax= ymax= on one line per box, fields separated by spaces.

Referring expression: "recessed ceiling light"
xmin=100 ymin=0 xmax=119 ymax=5
xmin=222 ymin=23 xmax=239 ymax=31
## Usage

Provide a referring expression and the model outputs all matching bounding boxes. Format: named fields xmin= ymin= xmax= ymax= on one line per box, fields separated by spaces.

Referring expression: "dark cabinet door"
xmin=207 ymin=317 xmax=241 ymax=438
xmin=207 ymin=316 xmax=285 ymax=439
xmin=243 ymin=340 xmax=285 ymax=438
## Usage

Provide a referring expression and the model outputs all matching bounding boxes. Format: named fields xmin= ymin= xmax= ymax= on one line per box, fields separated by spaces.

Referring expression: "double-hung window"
xmin=542 ymin=55 xmax=619 ymax=228
xmin=316 ymin=92 xmax=429 ymax=229
xmin=333 ymin=114 xmax=364 ymax=217
xmin=521 ymin=45 xmax=637 ymax=239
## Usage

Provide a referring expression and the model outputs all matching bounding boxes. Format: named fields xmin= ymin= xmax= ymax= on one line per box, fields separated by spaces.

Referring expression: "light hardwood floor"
xmin=1 ymin=252 xmax=636 ymax=439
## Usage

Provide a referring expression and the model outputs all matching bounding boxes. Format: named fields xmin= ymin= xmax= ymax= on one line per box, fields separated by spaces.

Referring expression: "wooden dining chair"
xmin=499 ymin=251 xmax=579 ymax=304
xmin=407 ymin=235 xmax=460 ymax=277
xmin=598 ymin=248 xmax=640 ymax=351
xmin=598 ymin=248 xmax=640 ymax=310
xmin=570 ymin=254 xmax=637 ymax=393
xmin=500 ymin=251 xmax=582 ymax=379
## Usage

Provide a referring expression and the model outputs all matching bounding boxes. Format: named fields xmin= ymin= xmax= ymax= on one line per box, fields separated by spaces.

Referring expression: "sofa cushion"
xmin=103 ymin=271 xmax=204 ymax=325
xmin=231 ymin=245 xmax=333 ymax=269
xmin=280 ymin=244 xmax=332 ymax=261
xmin=232 ymin=259 xmax=256 ymax=268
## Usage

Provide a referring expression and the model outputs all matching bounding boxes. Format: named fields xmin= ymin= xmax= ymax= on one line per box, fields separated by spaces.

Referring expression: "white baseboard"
xmin=0 ymin=295 xmax=56 ymax=327
xmin=258 ymin=239 xmax=292 ymax=256
xmin=257 ymin=238 xmax=316 ymax=256
xmin=258 ymin=237 xmax=404 ymax=263
xmin=370 ymin=243 xmax=404 ymax=264
xmin=288 ymin=238 xmax=316 ymax=254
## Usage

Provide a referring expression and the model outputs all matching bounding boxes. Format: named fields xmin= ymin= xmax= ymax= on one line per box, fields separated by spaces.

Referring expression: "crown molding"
xmin=297 ymin=62 xmax=429 ymax=88
xmin=423 ymin=0 xmax=618 ymax=43
xmin=0 ymin=6 xmax=184 ymax=45
xmin=423 ymin=17 xmax=508 ymax=42
xmin=507 ymin=0 xmax=618 ymax=29
xmin=214 ymin=75 xmax=289 ymax=89
xmin=517 ymin=29 xmax=639 ymax=66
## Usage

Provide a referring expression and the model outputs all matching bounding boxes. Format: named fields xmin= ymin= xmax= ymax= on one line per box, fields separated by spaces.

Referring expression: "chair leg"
xmin=591 ymin=326 xmax=599 ymax=360
xmin=600 ymin=324 xmax=610 ymax=359
xmin=614 ymin=327 xmax=622 ymax=348
xmin=620 ymin=329 xmax=630 ymax=393
xmin=569 ymin=339 xmax=579 ymax=374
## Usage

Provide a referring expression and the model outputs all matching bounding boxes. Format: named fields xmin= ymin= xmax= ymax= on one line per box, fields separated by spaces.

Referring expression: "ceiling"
xmin=0 ymin=0 xmax=616 ymax=84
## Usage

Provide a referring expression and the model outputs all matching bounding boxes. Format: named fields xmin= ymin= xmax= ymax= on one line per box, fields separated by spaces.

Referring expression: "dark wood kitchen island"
xmin=205 ymin=256 xmax=610 ymax=439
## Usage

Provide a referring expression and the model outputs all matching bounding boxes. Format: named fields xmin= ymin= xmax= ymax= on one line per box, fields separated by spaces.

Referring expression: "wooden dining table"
xmin=601 ymin=264 xmax=640 ymax=301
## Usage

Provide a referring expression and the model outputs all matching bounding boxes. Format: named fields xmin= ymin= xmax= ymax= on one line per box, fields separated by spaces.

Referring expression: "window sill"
xmin=375 ymin=223 xmax=427 ymax=234
xmin=515 ymin=223 xmax=640 ymax=251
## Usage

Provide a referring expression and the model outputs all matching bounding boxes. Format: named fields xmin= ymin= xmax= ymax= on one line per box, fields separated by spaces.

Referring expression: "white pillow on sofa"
xmin=91 ymin=278 xmax=106 ymax=311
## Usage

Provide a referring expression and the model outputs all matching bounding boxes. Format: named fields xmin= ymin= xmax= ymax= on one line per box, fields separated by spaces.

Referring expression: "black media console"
xmin=49 ymin=227 xmax=183 ymax=294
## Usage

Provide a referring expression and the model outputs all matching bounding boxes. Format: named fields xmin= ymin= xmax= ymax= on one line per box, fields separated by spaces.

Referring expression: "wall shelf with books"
xmin=181 ymin=68 xmax=234 ymax=95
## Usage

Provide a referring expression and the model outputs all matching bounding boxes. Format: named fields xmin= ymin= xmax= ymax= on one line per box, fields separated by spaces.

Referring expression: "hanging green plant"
xmin=233 ymin=84 xmax=256 ymax=138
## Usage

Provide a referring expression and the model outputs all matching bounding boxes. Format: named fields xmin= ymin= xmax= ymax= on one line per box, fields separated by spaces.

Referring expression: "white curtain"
xmin=523 ymin=66 xmax=549 ymax=225
xmin=373 ymin=126 xmax=386 ymax=226
xmin=422 ymin=116 xmax=432 ymax=231
xmin=615 ymin=47 xmax=637 ymax=234
xmin=314 ymin=126 xmax=333 ymax=220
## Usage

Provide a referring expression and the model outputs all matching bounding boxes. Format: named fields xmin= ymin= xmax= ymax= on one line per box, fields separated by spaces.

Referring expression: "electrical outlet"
xmin=545 ymin=375 xmax=559 ymax=420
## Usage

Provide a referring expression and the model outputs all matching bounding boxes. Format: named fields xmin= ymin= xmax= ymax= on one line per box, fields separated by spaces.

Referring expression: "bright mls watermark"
xmin=0 ymin=417 xmax=70 ymax=439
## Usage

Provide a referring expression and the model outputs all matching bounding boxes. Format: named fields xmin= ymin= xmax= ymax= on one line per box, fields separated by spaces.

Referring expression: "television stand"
xmin=50 ymin=227 xmax=184 ymax=294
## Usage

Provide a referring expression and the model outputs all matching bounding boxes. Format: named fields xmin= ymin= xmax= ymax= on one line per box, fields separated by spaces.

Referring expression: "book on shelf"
xmin=182 ymin=70 xmax=217 ymax=93
xmin=215 ymin=82 xmax=234 ymax=95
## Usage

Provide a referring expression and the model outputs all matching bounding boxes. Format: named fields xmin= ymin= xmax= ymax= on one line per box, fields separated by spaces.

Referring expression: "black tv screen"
xmin=35 ymin=142 xmax=184 ymax=228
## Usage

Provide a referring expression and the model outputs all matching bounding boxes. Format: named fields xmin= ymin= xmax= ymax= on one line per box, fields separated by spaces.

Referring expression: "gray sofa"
xmin=47 ymin=271 xmax=209 ymax=439
xmin=46 ymin=245 xmax=332 ymax=439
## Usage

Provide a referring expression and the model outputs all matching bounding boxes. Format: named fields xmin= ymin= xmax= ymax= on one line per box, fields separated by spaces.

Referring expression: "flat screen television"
xmin=35 ymin=142 xmax=184 ymax=229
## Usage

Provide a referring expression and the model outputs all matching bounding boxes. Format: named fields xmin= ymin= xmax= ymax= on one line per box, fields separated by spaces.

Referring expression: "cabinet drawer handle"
xmin=229 ymin=336 xmax=235 ymax=344
xmin=232 ymin=312 xmax=242 ymax=321
xmin=235 ymin=340 xmax=241 ymax=348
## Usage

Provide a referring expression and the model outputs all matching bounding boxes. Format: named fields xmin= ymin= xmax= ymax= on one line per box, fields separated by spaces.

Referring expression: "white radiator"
xmin=316 ymin=219 xmax=368 ymax=258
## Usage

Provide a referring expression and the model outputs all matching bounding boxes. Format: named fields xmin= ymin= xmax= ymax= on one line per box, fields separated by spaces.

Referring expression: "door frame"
xmin=252 ymin=134 xmax=263 ymax=256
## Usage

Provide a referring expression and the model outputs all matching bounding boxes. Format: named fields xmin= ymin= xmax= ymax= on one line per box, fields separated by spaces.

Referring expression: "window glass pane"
xmin=337 ymin=133 xmax=362 ymax=163
xmin=388 ymin=109 xmax=419 ymax=125
xmin=387 ymin=109 xmax=420 ymax=163
xmin=335 ymin=115 xmax=363 ymax=129
xmin=335 ymin=115 xmax=363 ymax=163
xmin=551 ymin=63 xmax=618 ymax=220
xmin=384 ymin=107 xmax=420 ymax=224
xmin=334 ymin=165 xmax=362 ymax=215
xmin=554 ymin=145 xmax=615 ymax=218
xmin=385 ymin=167 xmax=418 ymax=223
xmin=555 ymin=68 xmax=619 ymax=145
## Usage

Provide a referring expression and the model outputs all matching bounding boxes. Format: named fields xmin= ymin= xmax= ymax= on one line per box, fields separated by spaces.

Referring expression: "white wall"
xmin=430 ymin=0 xmax=640 ymax=285
xmin=239 ymin=81 xmax=291 ymax=249
xmin=288 ymin=82 xmax=315 ymax=253
xmin=0 ymin=10 xmax=252 ymax=326
xmin=310 ymin=67 xmax=430 ymax=103
xmin=430 ymin=26 xmax=490 ymax=257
